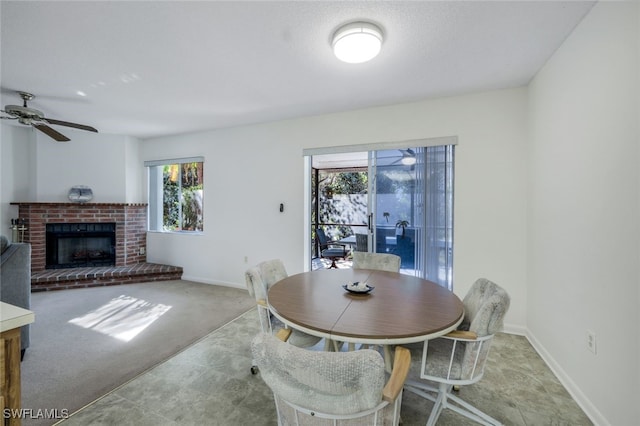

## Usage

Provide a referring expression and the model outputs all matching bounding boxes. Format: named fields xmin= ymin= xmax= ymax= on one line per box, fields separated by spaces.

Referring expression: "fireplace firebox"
xmin=46 ymin=223 xmax=116 ymax=269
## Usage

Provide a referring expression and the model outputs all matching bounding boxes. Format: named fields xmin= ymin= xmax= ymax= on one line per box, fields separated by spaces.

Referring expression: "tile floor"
xmin=58 ymin=309 xmax=592 ymax=426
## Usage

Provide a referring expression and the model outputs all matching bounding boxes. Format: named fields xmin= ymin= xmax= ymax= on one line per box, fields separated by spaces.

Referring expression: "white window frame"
xmin=145 ymin=156 xmax=204 ymax=233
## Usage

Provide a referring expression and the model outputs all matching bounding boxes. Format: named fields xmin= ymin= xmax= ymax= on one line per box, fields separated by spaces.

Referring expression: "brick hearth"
xmin=11 ymin=202 xmax=183 ymax=290
xmin=31 ymin=263 xmax=183 ymax=292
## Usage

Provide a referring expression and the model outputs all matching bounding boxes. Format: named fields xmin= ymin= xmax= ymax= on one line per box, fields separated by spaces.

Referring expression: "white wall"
xmin=142 ymin=87 xmax=529 ymax=332
xmin=32 ymin=129 xmax=142 ymax=203
xmin=0 ymin=124 xmax=143 ymax=237
xmin=528 ymin=2 xmax=639 ymax=424
xmin=0 ymin=125 xmax=33 ymax=236
xmin=124 ymin=134 xmax=144 ymax=203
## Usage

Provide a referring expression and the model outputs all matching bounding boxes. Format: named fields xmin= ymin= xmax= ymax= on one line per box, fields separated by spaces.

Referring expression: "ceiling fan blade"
xmin=33 ymin=124 xmax=70 ymax=142
xmin=45 ymin=118 xmax=98 ymax=133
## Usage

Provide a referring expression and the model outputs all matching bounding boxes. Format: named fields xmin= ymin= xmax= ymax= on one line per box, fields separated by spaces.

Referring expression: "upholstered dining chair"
xmin=245 ymin=259 xmax=322 ymax=373
xmin=350 ymin=251 xmax=401 ymax=352
xmin=352 ymin=251 xmax=401 ymax=273
xmin=403 ymin=278 xmax=510 ymax=426
xmin=316 ymin=228 xmax=348 ymax=268
xmin=252 ymin=330 xmax=411 ymax=425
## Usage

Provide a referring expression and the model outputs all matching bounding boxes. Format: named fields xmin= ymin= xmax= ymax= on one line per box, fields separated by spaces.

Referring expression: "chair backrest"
xmin=245 ymin=259 xmax=288 ymax=334
xmin=316 ymin=228 xmax=329 ymax=249
xmin=461 ymin=278 xmax=510 ymax=336
xmin=456 ymin=278 xmax=509 ymax=380
xmin=352 ymin=252 xmax=401 ymax=273
xmin=245 ymin=259 xmax=287 ymax=300
xmin=252 ymin=332 xmax=398 ymax=423
xmin=355 ymin=233 xmax=368 ymax=252
xmin=418 ymin=278 xmax=510 ymax=384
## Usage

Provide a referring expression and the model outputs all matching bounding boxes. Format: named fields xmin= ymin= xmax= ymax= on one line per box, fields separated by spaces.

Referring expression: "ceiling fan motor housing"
xmin=4 ymin=104 xmax=45 ymax=121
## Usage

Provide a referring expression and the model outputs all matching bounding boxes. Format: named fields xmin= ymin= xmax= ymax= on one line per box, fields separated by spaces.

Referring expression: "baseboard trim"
xmin=503 ymin=323 xmax=526 ymax=336
xmin=524 ymin=330 xmax=609 ymax=426
xmin=181 ymin=275 xmax=244 ymax=290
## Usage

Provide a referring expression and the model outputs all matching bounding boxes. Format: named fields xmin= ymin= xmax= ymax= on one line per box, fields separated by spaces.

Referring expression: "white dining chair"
xmin=404 ymin=278 xmax=510 ymax=425
xmin=252 ymin=329 xmax=411 ymax=425
xmin=350 ymin=251 xmax=402 ymax=353
xmin=352 ymin=251 xmax=401 ymax=272
xmin=245 ymin=259 xmax=322 ymax=373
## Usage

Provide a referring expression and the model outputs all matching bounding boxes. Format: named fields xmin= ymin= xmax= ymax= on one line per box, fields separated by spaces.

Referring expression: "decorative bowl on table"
xmin=342 ymin=282 xmax=374 ymax=294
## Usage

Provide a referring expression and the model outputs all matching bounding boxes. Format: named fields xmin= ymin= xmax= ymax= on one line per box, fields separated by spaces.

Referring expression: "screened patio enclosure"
xmin=308 ymin=144 xmax=454 ymax=289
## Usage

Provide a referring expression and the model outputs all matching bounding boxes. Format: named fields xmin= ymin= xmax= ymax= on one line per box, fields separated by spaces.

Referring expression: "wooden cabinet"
xmin=1 ymin=303 xmax=35 ymax=426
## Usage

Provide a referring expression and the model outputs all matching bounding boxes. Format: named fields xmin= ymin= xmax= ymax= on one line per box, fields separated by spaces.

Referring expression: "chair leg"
xmin=404 ymin=380 xmax=437 ymax=403
xmin=404 ymin=381 xmax=502 ymax=426
xmin=383 ymin=345 xmax=394 ymax=373
xmin=325 ymin=339 xmax=343 ymax=352
xmin=443 ymin=390 xmax=502 ymax=426
xmin=426 ymin=383 xmax=448 ymax=426
xmin=324 ymin=339 xmax=333 ymax=351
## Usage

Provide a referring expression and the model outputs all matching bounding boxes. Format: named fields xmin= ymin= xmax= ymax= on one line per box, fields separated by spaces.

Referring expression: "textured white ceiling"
xmin=0 ymin=1 xmax=595 ymax=140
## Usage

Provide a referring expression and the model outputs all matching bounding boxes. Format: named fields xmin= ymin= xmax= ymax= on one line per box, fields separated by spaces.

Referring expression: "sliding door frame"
xmin=303 ymin=136 xmax=458 ymax=275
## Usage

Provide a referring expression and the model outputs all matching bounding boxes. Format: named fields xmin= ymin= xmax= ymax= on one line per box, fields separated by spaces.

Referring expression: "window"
xmin=145 ymin=157 xmax=204 ymax=232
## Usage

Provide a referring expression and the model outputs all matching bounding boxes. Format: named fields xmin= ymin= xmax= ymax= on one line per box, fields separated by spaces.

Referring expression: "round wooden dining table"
xmin=268 ymin=268 xmax=464 ymax=348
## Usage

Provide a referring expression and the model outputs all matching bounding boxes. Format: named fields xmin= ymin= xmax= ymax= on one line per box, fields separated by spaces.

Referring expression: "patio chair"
xmin=352 ymin=251 xmax=401 ymax=272
xmin=245 ymin=259 xmax=322 ymax=373
xmin=404 ymin=278 xmax=510 ymax=425
xmin=316 ymin=228 xmax=348 ymax=268
xmin=251 ymin=330 xmax=411 ymax=425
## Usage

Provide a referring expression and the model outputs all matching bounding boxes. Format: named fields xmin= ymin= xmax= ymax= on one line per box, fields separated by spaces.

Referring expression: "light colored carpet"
xmin=21 ymin=280 xmax=254 ymax=426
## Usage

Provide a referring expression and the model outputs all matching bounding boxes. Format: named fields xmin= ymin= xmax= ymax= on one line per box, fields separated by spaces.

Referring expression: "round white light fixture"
xmin=401 ymin=156 xmax=417 ymax=166
xmin=332 ymin=21 xmax=383 ymax=64
xmin=400 ymin=149 xmax=417 ymax=166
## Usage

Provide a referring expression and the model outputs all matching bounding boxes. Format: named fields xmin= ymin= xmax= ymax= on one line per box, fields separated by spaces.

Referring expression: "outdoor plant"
xmin=396 ymin=219 xmax=409 ymax=238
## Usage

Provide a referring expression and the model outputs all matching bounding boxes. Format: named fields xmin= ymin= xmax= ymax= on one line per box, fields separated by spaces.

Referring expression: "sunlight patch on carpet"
xmin=68 ymin=295 xmax=172 ymax=342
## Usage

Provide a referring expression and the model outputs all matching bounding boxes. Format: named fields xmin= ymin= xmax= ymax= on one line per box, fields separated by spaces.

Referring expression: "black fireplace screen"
xmin=46 ymin=223 xmax=116 ymax=269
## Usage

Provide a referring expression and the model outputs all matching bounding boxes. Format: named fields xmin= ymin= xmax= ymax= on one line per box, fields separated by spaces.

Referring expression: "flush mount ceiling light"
xmin=332 ymin=21 xmax=383 ymax=64
xmin=400 ymin=149 xmax=417 ymax=166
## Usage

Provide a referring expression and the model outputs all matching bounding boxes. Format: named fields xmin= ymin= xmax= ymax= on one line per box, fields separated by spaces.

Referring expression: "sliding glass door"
xmin=308 ymin=143 xmax=454 ymax=289
xmin=371 ymin=149 xmax=419 ymax=274
xmin=369 ymin=146 xmax=453 ymax=288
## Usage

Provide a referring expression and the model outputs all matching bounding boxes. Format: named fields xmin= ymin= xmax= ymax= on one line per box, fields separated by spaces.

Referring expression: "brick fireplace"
xmin=10 ymin=202 xmax=183 ymax=291
xmin=12 ymin=202 xmax=147 ymax=273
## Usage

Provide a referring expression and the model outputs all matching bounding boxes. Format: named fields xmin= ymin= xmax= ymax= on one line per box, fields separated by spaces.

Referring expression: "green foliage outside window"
xmin=321 ymin=171 xmax=368 ymax=196
xmin=162 ymin=162 xmax=203 ymax=231
xmin=316 ymin=169 xmax=368 ymax=241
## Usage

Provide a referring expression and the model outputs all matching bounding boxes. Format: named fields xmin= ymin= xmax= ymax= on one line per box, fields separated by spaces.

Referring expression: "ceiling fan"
xmin=0 ymin=91 xmax=98 ymax=142
xmin=391 ymin=149 xmax=417 ymax=166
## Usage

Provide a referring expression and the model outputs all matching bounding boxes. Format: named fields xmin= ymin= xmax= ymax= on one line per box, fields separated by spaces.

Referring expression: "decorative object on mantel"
xmin=68 ymin=185 xmax=93 ymax=203
xmin=9 ymin=218 xmax=27 ymax=242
